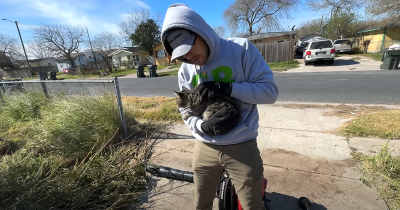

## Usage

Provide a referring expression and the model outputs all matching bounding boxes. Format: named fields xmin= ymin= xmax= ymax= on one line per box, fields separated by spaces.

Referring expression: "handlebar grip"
xmin=146 ymin=164 xmax=194 ymax=183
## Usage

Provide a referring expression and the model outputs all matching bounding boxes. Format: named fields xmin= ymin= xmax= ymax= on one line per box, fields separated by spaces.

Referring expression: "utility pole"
xmin=86 ymin=27 xmax=100 ymax=74
xmin=2 ymin=18 xmax=32 ymax=72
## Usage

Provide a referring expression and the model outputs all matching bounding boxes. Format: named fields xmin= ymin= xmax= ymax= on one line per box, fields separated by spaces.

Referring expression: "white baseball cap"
xmin=166 ymin=29 xmax=196 ymax=61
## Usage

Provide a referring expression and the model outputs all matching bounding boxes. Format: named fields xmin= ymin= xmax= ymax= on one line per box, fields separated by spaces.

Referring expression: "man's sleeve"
xmin=230 ymin=40 xmax=279 ymax=104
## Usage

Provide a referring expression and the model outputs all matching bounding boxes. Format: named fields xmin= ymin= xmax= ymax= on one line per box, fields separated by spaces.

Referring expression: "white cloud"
xmin=125 ymin=0 xmax=150 ymax=9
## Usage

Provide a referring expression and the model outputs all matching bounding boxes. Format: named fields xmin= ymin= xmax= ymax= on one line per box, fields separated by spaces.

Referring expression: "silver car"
xmin=302 ymin=38 xmax=335 ymax=65
xmin=333 ymin=39 xmax=352 ymax=53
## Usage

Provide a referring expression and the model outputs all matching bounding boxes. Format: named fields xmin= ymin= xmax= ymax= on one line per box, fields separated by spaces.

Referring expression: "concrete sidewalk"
xmin=138 ymin=103 xmax=400 ymax=210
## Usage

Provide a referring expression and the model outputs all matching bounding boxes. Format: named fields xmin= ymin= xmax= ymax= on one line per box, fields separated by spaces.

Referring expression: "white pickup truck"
xmin=333 ymin=39 xmax=352 ymax=53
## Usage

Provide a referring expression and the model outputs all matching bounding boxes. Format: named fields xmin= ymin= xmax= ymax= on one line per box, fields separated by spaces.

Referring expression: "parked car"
xmin=302 ymin=38 xmax=335 ymax=65
xmin=333 ymin=39 xmax=352 ymax=53
xmin=63 ymin=67 xmax=71 ymax=74
xmin=296 ymin=41 xmax=309 ymax=55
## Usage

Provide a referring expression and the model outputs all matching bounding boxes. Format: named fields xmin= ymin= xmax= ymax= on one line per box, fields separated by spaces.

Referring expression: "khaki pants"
xmin=193 ymin=139 xmax=264 ymax=210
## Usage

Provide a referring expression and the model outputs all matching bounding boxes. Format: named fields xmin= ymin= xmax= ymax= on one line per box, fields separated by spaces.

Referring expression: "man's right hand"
xmin=201 ymin=107 xmax=238 ymax=135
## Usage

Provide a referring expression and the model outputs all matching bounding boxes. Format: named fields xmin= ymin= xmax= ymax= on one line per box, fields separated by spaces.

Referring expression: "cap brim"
xmin=170 ymin=33 xmax=196 ymax=61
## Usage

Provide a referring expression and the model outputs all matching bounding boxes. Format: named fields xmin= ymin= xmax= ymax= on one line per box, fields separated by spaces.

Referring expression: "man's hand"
xmin=197 ymin=81 xmax=232 ymax=100
xmin=201 ymin=107 xmax=238 ymax=135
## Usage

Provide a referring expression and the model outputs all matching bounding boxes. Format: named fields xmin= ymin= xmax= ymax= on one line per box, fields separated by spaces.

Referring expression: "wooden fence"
xmin=254 ymin=41 xmax=295 ymax=63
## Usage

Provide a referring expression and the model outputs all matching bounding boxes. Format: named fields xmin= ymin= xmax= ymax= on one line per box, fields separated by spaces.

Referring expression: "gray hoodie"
xmin=161 ymin=3 xmax=278 ymax=145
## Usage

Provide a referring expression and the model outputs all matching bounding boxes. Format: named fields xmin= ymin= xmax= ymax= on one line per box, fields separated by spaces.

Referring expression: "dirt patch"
xmin=281 ymin=104 xmax=390 ymax=119
xmin=261 ymin=148 xmax=358 ymax=178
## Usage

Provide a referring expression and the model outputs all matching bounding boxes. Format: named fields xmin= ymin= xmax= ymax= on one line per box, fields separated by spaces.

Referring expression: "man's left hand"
xmin=197 ymin=81 xmax=232 ymax=99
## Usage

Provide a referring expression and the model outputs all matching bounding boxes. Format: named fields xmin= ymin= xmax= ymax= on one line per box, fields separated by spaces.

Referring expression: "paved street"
xmin=119 ymin=70 xmax=400 ymax=104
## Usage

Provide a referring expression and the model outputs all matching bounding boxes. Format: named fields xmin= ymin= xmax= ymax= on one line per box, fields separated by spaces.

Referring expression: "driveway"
xmin=288 ymin=55 xmax=381 ymax=73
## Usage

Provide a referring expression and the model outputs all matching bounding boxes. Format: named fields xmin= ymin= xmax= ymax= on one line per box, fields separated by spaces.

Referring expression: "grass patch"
xmin=355 ymin=143 xmax=400 ymax=210
xmin=167 ymin=64 xmax=182 ymax=69
xmin=157 ymin=65 xmax=167 ymax=70
xmin=269 ymin=60 xmax=300 ymax=72
xmin=340 ymin=110 xmax=400 ymax=139
xmin=158 ymin=70 xmax=179 ymax=77
xmin=358 ymin=53 xmax=383 ymax=61
xmin=0 ymin=92 xmax=157 ymax=209
xmin=122 ymin=96 xmax=181 ymax=122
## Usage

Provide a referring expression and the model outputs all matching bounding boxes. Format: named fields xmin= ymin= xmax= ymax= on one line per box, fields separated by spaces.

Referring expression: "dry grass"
xmin=354 ymin=143 xmax=400 ymax=210
xmin=122 ymin=96 xmax=182 ymax=122
xmin=340 ymin=110 xmax=400 ymax=140
xmin=281 ymin=104 xmax=389 ymax=119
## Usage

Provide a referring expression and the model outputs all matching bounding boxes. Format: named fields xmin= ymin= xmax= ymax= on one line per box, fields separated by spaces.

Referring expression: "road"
xmin=118 ymin=70 xmax=400 ymax=104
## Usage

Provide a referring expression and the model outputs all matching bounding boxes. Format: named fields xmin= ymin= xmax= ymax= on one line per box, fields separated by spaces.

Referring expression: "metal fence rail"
xmin=0 ymin=77 xmax=128 ymax=136
xmin=254 ymin=41 xmax=295 ymax=63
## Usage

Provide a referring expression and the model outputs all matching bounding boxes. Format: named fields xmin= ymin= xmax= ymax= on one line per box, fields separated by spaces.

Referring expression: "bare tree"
xmin=307 ymin=0 xmax=361 ymax=17
xmin=92 ymin=32 xmax=123 ymax=72
xmin=365 ymin=0 xmax=400 ymax=23
xmin=213 ymin=26 xmax=228 ymax=38
xmin=119 ymin=8 xmax=162 ymax=45
xmin=295 ymin=17 xmax=327 ymax=39
xmin=223 ymin=0 xmax=297 ymax=36
xmin=26 ymin=38 xmax=54 ymax=59
xmin=0 ymin=33 xmax=23 ymax=69
xmin=32 ymin=23 xmax=85 ymax=67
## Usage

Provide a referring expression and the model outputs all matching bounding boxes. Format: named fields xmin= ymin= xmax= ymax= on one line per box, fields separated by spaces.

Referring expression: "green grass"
xmin=158 ymin=70 xmax=179 ymax=77
xmin=341 ymin=110 xmax=400 ymax=139
xmin=269 ymin=60 xmax=300 ymax=72
xmin=355 ymin=143 xmax=400 ymax=210
xmin=0 ymin=92 xmax=157 ymax=209
xmin=358 ymin=53 xmax=383 ymax=61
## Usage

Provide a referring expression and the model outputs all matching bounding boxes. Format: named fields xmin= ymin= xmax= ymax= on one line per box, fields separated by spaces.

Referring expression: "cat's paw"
xmin=183 ymin=113 xmax=191 ymax=120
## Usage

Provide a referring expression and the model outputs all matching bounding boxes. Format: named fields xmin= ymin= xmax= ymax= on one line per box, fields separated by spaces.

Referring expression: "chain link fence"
xmin=0 ymin=77 xmax=127 ymax=135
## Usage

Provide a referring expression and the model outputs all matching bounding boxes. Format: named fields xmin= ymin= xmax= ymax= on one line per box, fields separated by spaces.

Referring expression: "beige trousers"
xmin=192 ymin=139 xmax=264 ymax=210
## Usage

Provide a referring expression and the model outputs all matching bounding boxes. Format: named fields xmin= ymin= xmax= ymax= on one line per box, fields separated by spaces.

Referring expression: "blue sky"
xmin=0 ymin=0 xmax=324 ymax=43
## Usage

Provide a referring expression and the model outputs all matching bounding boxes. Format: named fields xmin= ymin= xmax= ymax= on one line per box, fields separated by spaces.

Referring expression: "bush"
xmin=352 ymin=47 xmax=362 ymax=54
xmin=0 ymin=93 xmax=151 ymax=209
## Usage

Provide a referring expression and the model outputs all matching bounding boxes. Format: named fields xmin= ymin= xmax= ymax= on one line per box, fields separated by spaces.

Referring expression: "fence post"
xmin=113 ymin=77 xmax=128 ymax=136
xmin=41 ymin=81 xmax=50 ymax=98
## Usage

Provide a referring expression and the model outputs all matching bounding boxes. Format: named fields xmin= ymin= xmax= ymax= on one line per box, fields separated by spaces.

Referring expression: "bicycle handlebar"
xmin=145 ymin=164 xmax=194 ymax=183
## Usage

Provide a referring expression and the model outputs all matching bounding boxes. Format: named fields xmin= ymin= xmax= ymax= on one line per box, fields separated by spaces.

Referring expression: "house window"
xmin=156 ymin=50 xmax=166 ymax=58
xmin=133 ymin=55 xmax=140 ymax=61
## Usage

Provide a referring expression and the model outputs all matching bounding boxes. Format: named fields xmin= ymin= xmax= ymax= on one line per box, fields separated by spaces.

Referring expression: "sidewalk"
xmin=138 ymin=103 xmax=400 ymax=210
xmin=119 ymin=67 xmax=180 ymax=79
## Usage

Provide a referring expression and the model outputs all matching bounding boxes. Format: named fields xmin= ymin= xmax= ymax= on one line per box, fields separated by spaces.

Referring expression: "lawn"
xmin=268 ymin=60 xmax=300 ymax=72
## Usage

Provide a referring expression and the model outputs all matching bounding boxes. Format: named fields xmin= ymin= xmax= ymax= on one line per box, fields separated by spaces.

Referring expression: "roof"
xmin=357 ymin=22 xmax=400 ymax=34
xmin=108 ymin=47 xmax=142 ymax=56
xmin=247 ymin=31 xmax=296 ymax=41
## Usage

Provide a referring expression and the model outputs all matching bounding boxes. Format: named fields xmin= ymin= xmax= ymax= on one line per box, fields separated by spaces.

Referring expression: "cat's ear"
xmin=181 ymin=86 xmax=189 ymax=91
xmin=173 ymin=91 xmax=184 ymax=98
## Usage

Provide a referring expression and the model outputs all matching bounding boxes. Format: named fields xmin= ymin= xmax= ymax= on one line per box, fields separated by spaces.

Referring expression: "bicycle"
xmin=146 ymin=164 xmax=312 ymax=210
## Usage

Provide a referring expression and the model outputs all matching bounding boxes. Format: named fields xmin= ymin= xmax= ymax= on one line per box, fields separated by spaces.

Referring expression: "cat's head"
xmin=173 ymin=86 xmax=190 ymax=108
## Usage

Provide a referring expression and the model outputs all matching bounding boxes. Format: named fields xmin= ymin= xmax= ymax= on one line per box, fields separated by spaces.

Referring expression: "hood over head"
xmin=161 ymin=3 xmax=220 ymax=64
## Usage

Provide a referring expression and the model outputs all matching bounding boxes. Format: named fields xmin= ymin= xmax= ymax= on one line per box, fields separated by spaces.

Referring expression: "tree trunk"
xmin=103 ymin=56 xmax=113 ymax=72
xmin=67 ymin=56 xmax=75 ymax=68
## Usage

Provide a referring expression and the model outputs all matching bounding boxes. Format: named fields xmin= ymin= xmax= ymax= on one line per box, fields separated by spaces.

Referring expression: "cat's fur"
xmin=173 ymin=86 xmax=241 ymax=125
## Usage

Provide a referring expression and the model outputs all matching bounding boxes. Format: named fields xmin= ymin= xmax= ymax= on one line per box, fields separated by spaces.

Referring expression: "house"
xmin=354 ymin=24 xmax=400 ymax=53
xmin=28 ymin=58 xmax=63 ymax=72
xmin=108 ymin=47 xmax=147 ymax=68
xmin=247 ymin=31 xmax=297 ymax=44
xmin=151 ymin=42 xmax=183 ymax=66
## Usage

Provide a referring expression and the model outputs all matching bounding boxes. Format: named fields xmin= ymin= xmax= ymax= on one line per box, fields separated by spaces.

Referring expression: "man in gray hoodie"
xmin=161 ymin=3 xmax=278 ymax=210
